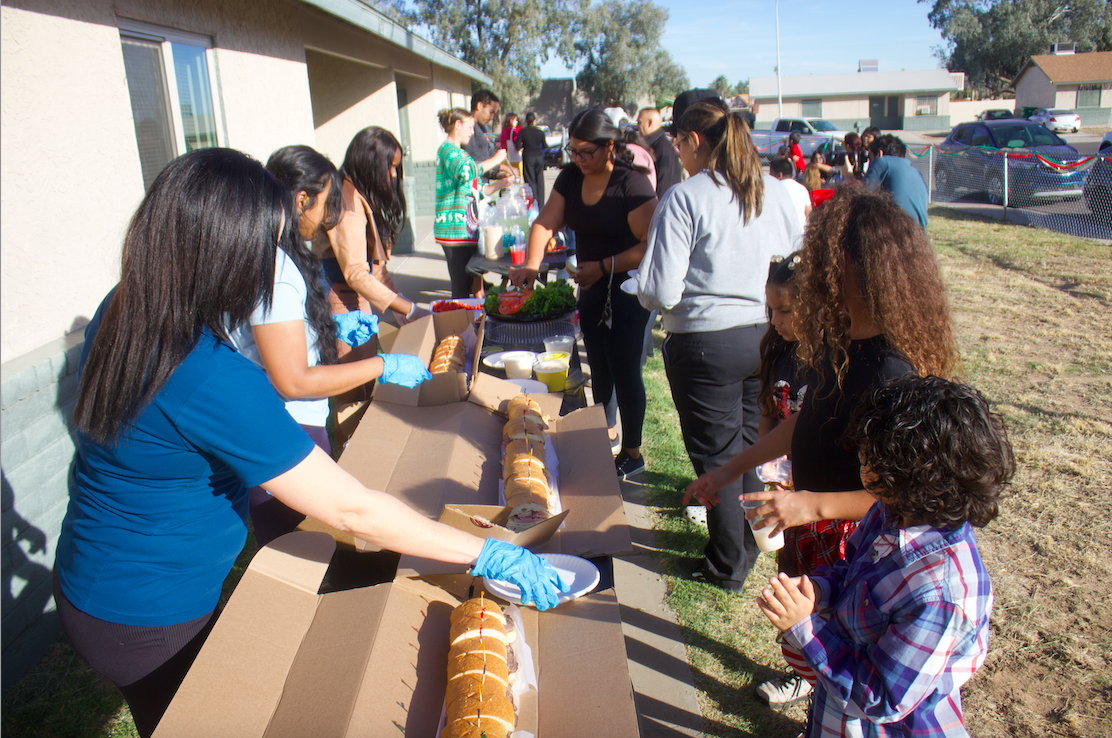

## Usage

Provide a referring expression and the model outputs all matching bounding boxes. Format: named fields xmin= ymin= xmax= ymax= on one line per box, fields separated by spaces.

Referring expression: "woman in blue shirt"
xmin=54 ymin=148 xmax=564 ymax=737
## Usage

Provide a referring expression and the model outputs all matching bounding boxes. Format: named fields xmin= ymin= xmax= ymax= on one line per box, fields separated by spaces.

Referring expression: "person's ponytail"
xmin=683 ymin=104 xmax=764 ymax=223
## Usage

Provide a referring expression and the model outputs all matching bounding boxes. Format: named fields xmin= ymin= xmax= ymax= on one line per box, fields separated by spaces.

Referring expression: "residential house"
xmin=1013 ymin=50 xmax=1112 ymax=126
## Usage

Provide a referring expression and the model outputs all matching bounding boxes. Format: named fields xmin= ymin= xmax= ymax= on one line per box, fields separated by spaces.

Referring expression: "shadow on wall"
xmin=1 ymin=471 xmax=55 ymax=693
xmin=306 ymin=49 xmax=394 ymax=129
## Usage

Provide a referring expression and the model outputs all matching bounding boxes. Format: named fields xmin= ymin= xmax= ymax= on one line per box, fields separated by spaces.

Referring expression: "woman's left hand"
xmin=740 ymin=489 xmax=820 ymax=534
xmin=574 ymin=260 xmax=605 ymax=291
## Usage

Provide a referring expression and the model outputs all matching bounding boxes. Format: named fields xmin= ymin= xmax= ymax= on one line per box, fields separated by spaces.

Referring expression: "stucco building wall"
xmin=1 ymin=0 xmax=487 ymax=692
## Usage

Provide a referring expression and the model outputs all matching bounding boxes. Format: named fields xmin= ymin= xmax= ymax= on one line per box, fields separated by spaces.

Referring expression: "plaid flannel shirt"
xmin=785 ymin=503 xmax=992 ymax=737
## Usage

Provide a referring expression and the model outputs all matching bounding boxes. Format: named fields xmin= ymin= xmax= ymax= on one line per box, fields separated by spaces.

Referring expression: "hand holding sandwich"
xmin=471 ymin=539 xmax=569 ymax=610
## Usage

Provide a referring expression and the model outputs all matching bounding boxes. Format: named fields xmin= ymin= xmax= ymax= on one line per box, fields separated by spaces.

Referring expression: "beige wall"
xmin=1 ymin=3 xmax=144 ymax=362
xmin=949 ymin=99 xmax=1018 ymax=121
xmin=1015 ymin=67 xmax=1057 ymax=109
xmin=306 ymin=49 xmax=400 ymax=165
xmin=1 ymin=0 xmax=316 ymax=361
xmin=1055 ymin=85 xmax=1079 ymax=109
xmin=2 ymin=0 xmax=482 ymax=362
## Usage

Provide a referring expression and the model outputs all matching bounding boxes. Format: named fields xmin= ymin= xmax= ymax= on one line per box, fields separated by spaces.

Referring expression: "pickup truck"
xmin=749 ymin=118 xmax=849 ymax=160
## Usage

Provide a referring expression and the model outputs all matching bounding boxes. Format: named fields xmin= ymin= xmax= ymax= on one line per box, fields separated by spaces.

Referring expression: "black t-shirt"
xmin=517 ymin=126 xmax=547 ymax=158
xmin=553 ymin=164 xmax=656 ymax=262
xmin=646 ymin=129 xmax=682 ymax=197
xmin=791 ymin=336 xmax=915 ymax=493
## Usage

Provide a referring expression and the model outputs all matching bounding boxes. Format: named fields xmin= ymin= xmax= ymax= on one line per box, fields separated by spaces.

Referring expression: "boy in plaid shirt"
xmin=757 ymin=376 xmax=1014 ymax=737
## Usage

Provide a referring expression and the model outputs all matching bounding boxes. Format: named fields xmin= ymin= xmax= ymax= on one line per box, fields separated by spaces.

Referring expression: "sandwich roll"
xmin=442 ymin=597 xmax=516 ymax=738
xmin=502 ymin=416 xmax=547 ymax=444
xmin=506 ymin=394 xmax=547 ymax=426
xmin=502 ymin=439 xmax=547 ymax=483
xmin=431 ymin=334 xmax=466 ymax=374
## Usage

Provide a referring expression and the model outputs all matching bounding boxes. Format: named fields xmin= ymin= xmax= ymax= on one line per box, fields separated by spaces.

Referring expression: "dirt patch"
xmin=932 ymin=207 xmax=1112 ymax=737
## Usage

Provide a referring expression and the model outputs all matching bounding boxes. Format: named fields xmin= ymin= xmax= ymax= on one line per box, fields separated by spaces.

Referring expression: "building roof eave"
xmin=299 ymin=0 xmax=492 ymax=84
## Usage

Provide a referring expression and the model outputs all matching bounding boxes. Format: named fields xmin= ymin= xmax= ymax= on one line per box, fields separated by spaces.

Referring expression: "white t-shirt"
xmin=779 ymin=178 xmax=812 ymax=227
xmin=228 ymin=247 xmax=329 ymax=427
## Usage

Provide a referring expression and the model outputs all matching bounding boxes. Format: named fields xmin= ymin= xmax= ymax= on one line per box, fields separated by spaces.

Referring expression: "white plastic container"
xmin=501 ymin=351 xmax=536 ymax=379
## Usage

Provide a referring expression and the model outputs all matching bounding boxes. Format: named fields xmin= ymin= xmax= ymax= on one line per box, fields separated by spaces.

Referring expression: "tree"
xmin=710 ymin=74 xmax=733 ymax=98
xmin=709 ymin=76 xmax=750 ymax=99
xmin=407 ymin=0 xmax=585 ymax=112
xmin=921 ymin=0 xmax=1112 ymax=95
xmin=574 ymin=0 xmax=689 ymax=110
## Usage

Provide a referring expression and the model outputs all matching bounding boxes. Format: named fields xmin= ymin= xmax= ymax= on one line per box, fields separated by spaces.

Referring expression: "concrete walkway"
xmin=385 ymin=188 xmax=705 ymax=736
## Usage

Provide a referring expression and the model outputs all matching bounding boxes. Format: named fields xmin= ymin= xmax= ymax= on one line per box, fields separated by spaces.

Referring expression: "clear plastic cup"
xmin=544 ymin=335 xmax=575 ymax=355
xmin=742 ymin=499 xmax=785 ymax=552
xmin=537 ymin=351 xmax=570 ymax=363
xmin=534 ymin=360 xmax=570 ymax=392
xmin=510 ymin=244 xmax=526 ymax=265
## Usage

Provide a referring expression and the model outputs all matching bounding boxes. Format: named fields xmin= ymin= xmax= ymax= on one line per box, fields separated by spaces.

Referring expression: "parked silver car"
xmin=1029 ymin=108 xmax=1081 ymax=133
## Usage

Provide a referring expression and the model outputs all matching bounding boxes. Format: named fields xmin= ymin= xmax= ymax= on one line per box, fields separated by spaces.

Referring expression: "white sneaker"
xmin=756 ymin=674 xmax=812 ymax=708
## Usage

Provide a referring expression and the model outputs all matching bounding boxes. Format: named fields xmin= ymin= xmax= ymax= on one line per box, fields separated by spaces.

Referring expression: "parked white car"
xmin=1030 ymin=108 xmax=1081 ymax=133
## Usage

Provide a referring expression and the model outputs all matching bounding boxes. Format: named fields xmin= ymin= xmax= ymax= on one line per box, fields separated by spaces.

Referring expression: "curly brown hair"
xmin=794 ymin=186 xmax=957 ymax=391
xmin=850 ymin=375 xmax=1014 ymax=528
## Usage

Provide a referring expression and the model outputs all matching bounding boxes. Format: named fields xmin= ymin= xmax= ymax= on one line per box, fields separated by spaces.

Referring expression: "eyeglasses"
xmin=672 ymin=135 xmax=687 ymax=152
xmin=564 ymin=144 xmax=601 ymax=161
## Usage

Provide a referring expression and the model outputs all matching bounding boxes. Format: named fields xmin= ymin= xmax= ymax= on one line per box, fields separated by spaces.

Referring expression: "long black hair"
xmin=341 ymin=127 xmax=407 ymax=251
xmin=265 ymin=145 xmax=341 ymax=367
xmin=75 ymin=148 xmax=288 ymax=443
xmin=567 ymin=109 xmax=650 ymax=175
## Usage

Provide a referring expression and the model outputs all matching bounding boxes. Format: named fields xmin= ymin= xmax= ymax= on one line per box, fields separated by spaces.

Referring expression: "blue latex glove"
xmin=379 ymin=353 xmax=432 ymax=388
xmin=334 ymin=311 xmax=379 ymax=348
xmin=470 ymin=539 xmax=569 ymax=611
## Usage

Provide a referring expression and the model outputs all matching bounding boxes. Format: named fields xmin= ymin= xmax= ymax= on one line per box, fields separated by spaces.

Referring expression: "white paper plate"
xmin=484 ymin=553 xmax=601 ymax=607
xmin=626 ymin=268 xmax=638 ymax=279
xmin=505 ymin=378 xmax=549 ymax=394
xmin=620 ymin=277 xmax=638 ymax=295
xmin=482 ymin=351 xmax=508 ymax=369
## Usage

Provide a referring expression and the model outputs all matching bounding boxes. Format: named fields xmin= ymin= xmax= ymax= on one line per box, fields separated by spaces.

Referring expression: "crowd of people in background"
xmin=54 ymin=81 xmax=999 ymax=738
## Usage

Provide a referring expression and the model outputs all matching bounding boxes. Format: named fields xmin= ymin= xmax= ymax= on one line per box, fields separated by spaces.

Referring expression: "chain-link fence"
xmin=907 ymin=144 xmax=1112 ymax=241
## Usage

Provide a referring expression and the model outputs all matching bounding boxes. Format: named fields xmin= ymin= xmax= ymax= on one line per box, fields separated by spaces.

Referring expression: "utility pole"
xmin=776 ymin=0 xmax=783 ymax=116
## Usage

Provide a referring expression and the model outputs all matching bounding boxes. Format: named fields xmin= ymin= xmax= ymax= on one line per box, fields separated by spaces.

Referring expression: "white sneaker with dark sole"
xmin=755 ymin=674 xmax=812 ymax=709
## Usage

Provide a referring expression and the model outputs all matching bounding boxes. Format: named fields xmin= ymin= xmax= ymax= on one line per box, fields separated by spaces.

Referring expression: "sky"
xmin=540 ymin=0 xmax=948 ymax=89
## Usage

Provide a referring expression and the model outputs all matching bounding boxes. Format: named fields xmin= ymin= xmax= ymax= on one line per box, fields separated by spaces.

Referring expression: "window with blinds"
xmin=119 ymin=21 xmax=224 ymax=189
xmin=1078 ymin=86 xmax=1101 ymax=108
xmin=801 ymin=99 xmax=822 ymax=117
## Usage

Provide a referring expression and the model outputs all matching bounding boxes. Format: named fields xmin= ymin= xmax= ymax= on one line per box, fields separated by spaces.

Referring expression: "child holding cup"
xmin=757 ymin=376 xmax=1013 ymax=737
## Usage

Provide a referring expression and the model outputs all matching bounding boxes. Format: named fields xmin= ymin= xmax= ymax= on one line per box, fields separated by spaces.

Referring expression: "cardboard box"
xmin=154 ymin=531 xmax=640 ymax=737
xmin=373 ymin=310 xmax=484 ymax=407
xmin=338 ymin=374 xmax=633 ymax=565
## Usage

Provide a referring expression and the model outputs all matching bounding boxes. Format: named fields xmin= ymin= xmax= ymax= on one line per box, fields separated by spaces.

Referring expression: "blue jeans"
xmin=664 ymin=324 xmax=764 ymax=585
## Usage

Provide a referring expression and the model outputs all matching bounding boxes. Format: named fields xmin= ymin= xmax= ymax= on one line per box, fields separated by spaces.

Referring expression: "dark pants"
xmin=249 ymin=424 xmax=332 ymax=547
xmin=54 ymin=572 xmax=216 ymax=738
xmin=578 ymin=276 xmax=650 ymax=449
xmin=522 ymin=156 xmax=545 ymax=209
xmin=664 ymin=324 xmax=765 ymax=586
xmin=441 ymin=243 xmax=479 ymax=298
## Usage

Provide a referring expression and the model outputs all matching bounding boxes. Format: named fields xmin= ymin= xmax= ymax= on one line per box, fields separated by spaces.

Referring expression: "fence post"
xmin=928 ymin=146 xmax=934 ymax=203
xmin=1002 ymin=153 xmax=1009 ymax=214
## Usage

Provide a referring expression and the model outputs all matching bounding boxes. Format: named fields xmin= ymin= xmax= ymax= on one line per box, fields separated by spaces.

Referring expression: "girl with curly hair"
xmin=686 ymin=185 xmax=957 ymax=519
xmin=687 ymin=186 xmax=957 ymax=706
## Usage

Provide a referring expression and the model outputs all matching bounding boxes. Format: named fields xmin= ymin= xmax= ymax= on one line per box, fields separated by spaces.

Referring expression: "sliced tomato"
xmin=498 ymin=289 xmax=533 ymax=315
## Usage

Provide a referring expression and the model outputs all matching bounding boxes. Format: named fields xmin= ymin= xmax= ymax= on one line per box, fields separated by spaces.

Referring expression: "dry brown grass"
xmin=646 ymin=205 xmax=1112 ymax=737
xmin=929 ymin=207 xmax=1112 ymax=737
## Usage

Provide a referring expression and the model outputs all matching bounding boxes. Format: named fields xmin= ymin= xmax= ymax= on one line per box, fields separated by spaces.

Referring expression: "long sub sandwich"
xmin=442 ymin=597 xmax=519 ymax=738
xmin=502 ymin=395 xmax=557 ymax=531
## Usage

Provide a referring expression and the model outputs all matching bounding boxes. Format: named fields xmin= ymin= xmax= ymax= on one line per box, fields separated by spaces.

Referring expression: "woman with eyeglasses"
xmin=639 ymin=103 xmax=804 ymax=592
xmin=510 ymin=109 xmax=658 ymax=479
